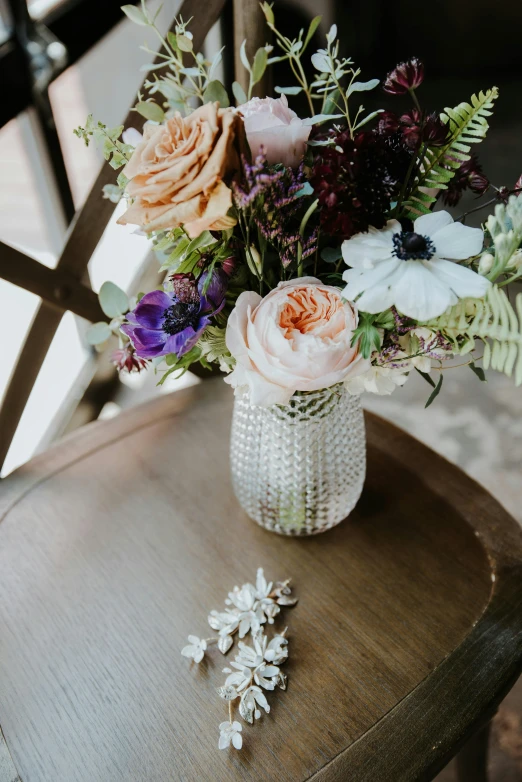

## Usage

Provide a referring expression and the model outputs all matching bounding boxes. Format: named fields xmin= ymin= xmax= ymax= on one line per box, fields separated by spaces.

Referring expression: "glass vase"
xmin=230 ymin=384 xmax=366 ymax=535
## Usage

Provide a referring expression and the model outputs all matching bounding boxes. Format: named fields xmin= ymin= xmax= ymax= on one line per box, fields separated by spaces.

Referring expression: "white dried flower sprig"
xmin=181 ymin=567 xmax=297 ymax=751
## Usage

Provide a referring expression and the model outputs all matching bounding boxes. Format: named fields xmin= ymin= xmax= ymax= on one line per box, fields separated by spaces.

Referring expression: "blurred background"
xmin=0 ymin=0 xmax=521 ymax=777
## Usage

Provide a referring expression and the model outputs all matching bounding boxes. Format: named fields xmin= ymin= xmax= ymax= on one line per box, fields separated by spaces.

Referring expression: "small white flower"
xmin=264 ymin=635 xmax=289 ymax=665
xmin=342 ymin=211 xmax=489 ymax=321
xmin=241 ymin=686 xmax=270 ymax=722
xmin=181 ymin=635 xmax=207 ymax=663
xmin=254 ymin=663 xmax=280 ymax=690
xmin=398 ymin=327 xmax=451 ymax=373
xmin=208 ymin=609 xmax=239 ymax=635
xmin=218 ymin=720 xmax=243 ymax=750
xmin=345 ymin=364 xmax=409 ymax=396
xmin=227 ymin=583 xmax=256 ymax=612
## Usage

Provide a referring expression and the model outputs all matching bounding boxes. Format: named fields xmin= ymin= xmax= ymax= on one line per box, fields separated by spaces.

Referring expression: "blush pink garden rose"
xmin=225 ymin=277 xmax=370 ymax=406
xmin=238 ymin=96 xmax=311 ymax=168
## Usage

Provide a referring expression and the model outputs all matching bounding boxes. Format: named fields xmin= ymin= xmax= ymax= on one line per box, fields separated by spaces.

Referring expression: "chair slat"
xmin=0 ymin=0 xmax=227 ymax=474
xmin=0 ymin=241 xmax=104 ymax=322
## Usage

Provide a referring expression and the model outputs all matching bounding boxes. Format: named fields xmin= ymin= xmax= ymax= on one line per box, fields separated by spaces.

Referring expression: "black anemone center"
xmin=162 ymin=301 xmax=200 ymax=335
xmin=393 ymin=231 xmax=435 ymax=261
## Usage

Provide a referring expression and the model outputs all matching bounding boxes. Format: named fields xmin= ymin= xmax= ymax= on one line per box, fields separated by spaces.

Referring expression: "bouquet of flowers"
xmin=77 ymin=3 xmax=522 ymax=409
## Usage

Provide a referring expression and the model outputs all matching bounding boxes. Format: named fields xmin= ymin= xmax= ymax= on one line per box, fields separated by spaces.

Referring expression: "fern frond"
xmin=402 ymin=87 xmax=499 ymax=218
xmin=427 ymin=285 xmax=522 ymax=384
xmin=484 ymin=193 xmax=522 ymax=281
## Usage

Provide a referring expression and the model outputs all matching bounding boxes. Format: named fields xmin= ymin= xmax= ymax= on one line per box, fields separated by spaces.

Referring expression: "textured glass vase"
xmin=230 ymin=385 xmax=366 ymax=535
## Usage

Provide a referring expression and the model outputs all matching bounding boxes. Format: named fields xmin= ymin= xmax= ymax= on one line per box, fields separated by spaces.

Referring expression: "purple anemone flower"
xmin=121 ymin=269 xmax=227 ymax=359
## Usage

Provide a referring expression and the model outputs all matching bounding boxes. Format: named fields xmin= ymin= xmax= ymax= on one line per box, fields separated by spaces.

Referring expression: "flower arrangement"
xmin=181 ymin=567 xmax=297 ymax=750
xmin=77 ymin=3 xmax=522 ymax=408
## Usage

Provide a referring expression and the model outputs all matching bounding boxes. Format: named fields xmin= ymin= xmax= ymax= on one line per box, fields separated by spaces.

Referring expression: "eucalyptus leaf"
xmin=302 ymin=113 xmax=343 ymax=126
xmin=86 ymin=322 xmax=112 ymax=346
xmin=274 ymin=86 xmax=303 ymax=95
xmin=354 ymin=109 xmax=384 ymax=130
xmin=121 ymin=5 xmax=148 ymax=25
xmin=203 ymin=80 xmax=230 ymax=107
xmin=167 ymin=31 xmax=179 ymax=51
xmin=303 ymin=15 xmax=321 ymax=50
xmin=321 ymin=247 xmax=343 ymax=263
xmin=99 ymin=281 xmax=129 ymax=318
xmin=260 ymin=1 xmax=274 ymax=25
xmin=240 ymin=40 xmax=251 ymax=73
xmin=176 ymin=34 xmax=193 ymax=52
xmin=347 ymin=79 xmax=379 ymax=97
xmin=232 ymin=81 xmax=247 ymax=106
xmin=135 ymin=101 xmax=165 ymax=123
xmin=102 ymin=184 xmax=122 ymax=203
xmin=252 ymin=48 xmax=268 ymax=84
xmin=322 ymin=87 xmax=341 ymax=116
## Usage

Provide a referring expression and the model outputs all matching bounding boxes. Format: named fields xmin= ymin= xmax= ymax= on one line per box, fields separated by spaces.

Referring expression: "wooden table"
xmin=1 ymin=379 xmax=521 ymax=782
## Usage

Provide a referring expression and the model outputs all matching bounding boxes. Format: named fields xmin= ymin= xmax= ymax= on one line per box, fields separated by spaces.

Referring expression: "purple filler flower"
xmin=121 ymin=269 xmax=227 ymax=359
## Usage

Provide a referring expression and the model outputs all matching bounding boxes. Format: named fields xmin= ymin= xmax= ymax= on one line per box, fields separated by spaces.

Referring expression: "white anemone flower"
xmin=345 ymin=364 xmax=409 ymax=396
xmin=181 ymin=635 xmax=207 ymax=663
xmin=341 ymin=211 xmax=490 ymax=321
xmin=218 ymin=720 xmax=243 ymax=750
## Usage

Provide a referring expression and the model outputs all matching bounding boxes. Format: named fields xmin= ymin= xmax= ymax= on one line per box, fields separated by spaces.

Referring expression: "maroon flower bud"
xmin=515 ymin=174 xmax=522 ymax=193
xmin=170 ymin=273 xmax=200 ymax=303
xmin=421 ymin=113 xmax=450 ymax=147
xmin=399 ymin=109 xmax=422 ymax=149
xmin=111 ymin=344 xmax=148 ymax=373
xmin=469 ymin=170 xmax=489 ymax=196
xmin=221 ymin=255 xmax=238 ymax=277
xmin=383 ymin=58 xmax=424 ymax=95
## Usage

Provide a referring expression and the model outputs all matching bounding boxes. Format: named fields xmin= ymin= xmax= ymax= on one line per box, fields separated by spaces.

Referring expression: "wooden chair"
xmin=1 ymin=3 xmax=521 ymax=780
xmin=0 ymin=380 xmax=521 ymax=781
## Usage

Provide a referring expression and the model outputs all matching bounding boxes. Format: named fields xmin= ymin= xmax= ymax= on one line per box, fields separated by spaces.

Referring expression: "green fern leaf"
xmin=426 ymin=285 xmax=522 ymax=385
xmin=402 ymin=87 xmax=499 ymax=218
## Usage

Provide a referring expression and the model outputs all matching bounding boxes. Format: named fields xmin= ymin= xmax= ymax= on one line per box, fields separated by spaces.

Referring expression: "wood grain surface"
xmin=0 ymin=380 xmax=521 ymax=782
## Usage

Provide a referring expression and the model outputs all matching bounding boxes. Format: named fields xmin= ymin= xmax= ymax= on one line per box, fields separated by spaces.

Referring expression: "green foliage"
xmin=484 ymin=193 xmax=522 ymax=281
xmin=198 ymin=326 xmax=235 ymax=372
xmin=86 ymin=321 xmax=112 ymax=346
xmin=237 ymin=40 xmax=272 ymax=100
xmin=350 ymin=311 xmax=393 ymax=358
xmin=73 ymin=115 xmax=133 ymax=169
xmin=135 ymin=101 xmax=165 ymax=122
xmin=428 ymin=285 xmax=522 ymax=385
xmin=99 ymin=281 xmax=129 ymax=318
xmin=424 ymin=374 xmax=443 ymax=408
xmin=203 ymin=80 xmax=230 ymax=107
xmin=158 ymin=347 xmax=210 ymax=384
xmin=402 ymin=88 xmax=498 ymax=217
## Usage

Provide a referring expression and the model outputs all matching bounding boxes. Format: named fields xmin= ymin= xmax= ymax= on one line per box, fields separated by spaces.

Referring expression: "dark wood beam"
xmin=0 ymin=242 xmax=104 ymax=322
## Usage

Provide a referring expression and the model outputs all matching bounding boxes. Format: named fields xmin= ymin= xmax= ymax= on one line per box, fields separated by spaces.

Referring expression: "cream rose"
xmin=117 ymin=102 xmax=241 ymax=237
xmin=225 ymin=277 xmax=370 ymax=406
xmin=238 ymin=96 xmax=311 ymax=168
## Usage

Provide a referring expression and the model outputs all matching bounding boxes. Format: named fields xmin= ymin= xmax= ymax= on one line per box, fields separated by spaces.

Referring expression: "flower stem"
xmin=297 ymin=198 xmax=319 ymax=276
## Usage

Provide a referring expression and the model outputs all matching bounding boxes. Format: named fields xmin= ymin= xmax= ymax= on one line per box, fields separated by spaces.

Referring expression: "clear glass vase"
xmin=230 ymin=384 xmax=366 ymax=535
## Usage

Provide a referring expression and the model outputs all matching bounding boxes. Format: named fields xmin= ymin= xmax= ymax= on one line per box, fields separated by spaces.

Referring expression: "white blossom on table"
xmin=180 ymin=567 xmax=297 ymax=751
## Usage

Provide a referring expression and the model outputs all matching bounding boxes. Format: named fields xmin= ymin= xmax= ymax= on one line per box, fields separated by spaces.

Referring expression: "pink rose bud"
xmin=238 ymin=96 xmax=311 ymax=169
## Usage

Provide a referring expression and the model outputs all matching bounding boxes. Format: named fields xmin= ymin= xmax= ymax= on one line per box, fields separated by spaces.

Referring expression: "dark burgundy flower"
xmin=221 ymin=255 xmax=238 ymax=277
xmin=514 ymin=174 xmax=522 ymax=193
xmin=311 ymin=129 xmax=413 ymax=238
xmin=378 ymin=109 xmax=448 ymax=150
xmin=111 ymin=344 xmax=148 ymax=373
xmin=442 ymin=154 xmax=489 ymax=207
xmin=383 ymin=58 xmax=424 ymax=95
xmin=422 ymin=113 xmax=450 ymax=147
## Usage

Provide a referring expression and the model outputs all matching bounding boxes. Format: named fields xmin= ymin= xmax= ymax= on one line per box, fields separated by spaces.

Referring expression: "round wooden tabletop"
xmin=0 ymin=380 xmax=521 ymax=782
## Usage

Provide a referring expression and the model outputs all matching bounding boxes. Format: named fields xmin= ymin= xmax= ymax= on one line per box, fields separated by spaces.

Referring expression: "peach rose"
xmin=117 ymin=103 xmax=241 ymax=237
xmin=225 ymin=277 xmax=370 ymax=406
xmin=238 ymin=96 xmax=311 ymax=168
